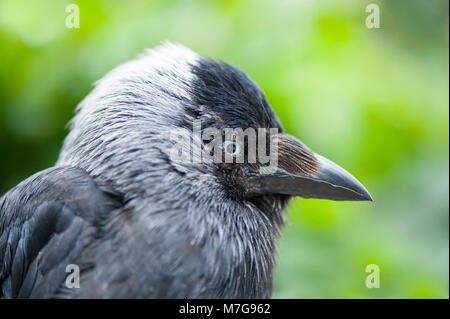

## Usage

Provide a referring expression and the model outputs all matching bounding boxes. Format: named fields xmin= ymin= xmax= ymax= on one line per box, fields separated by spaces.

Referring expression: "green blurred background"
xmin=0 ymin=0 xmax=448 ymax=298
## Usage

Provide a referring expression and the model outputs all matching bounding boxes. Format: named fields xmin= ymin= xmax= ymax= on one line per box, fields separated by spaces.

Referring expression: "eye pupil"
xmin=223 ymin=141 xmax=239 ymax=156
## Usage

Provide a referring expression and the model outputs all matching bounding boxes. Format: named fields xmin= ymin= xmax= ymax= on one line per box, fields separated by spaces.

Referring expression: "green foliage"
xmin=0 ymin=0 xmax=448 ymax=298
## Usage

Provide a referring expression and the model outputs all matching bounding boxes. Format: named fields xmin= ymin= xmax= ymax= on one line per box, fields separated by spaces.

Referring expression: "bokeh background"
xmin=0 ymin=0 xmax=448 ymax=298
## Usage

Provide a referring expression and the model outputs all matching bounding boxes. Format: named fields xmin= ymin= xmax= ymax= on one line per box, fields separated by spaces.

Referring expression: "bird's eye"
xmin=222 ymin=141 xmax=240 ymax=157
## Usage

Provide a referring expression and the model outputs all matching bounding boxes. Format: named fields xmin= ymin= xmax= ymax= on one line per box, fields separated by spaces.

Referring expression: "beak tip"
xmin=314 ymin=155 xmax=373 ymax=202
xmin=360 ymin=189 xmax=374 ymax=202
xmin=348 ymin=180 xmax=373 ymax=202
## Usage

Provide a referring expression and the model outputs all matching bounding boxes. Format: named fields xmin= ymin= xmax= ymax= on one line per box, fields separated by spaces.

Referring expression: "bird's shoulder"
xmin=0 ymin=166 xmax=123 ymax=298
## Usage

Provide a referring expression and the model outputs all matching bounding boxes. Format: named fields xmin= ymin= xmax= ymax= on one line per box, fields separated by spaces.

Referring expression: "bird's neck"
xmin=125 ymin=184 xmax=283 ymax=298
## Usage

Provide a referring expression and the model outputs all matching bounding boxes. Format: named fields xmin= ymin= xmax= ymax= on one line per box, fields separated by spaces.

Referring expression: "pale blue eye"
xmin=223 ymin=141 xmax=240 ymax=156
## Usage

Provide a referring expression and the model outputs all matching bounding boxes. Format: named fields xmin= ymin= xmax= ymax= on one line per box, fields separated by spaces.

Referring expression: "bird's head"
xmin=57 ymin=43 xmax=372 ymax=221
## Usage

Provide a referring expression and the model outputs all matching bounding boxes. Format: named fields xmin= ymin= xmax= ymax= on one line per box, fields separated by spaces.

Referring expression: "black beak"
xmin=245 ymin=135 xmax=373 ymax=202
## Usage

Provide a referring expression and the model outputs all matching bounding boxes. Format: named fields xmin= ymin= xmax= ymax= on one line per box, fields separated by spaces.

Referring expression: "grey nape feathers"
xmin=0 ymin=43 xmax=371 ymax=298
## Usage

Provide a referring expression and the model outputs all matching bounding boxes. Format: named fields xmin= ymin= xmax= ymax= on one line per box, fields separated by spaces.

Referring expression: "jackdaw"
xmin=0 ymin=43 xmax=372 ymax=298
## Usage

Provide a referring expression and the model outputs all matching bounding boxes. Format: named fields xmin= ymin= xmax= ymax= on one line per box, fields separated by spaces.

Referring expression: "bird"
xmin=0 ymin=43 xmax=372 ymax=298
